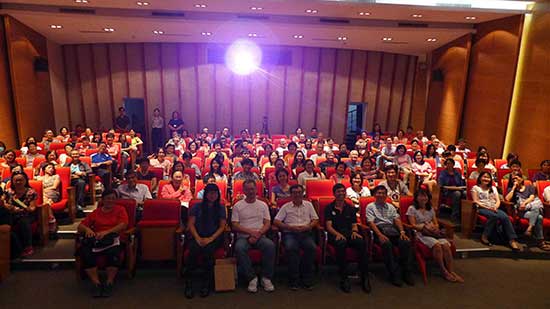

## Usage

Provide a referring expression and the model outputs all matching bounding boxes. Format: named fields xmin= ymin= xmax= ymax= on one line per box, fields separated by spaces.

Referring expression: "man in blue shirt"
xmin=91 ymin=142 xmax=115 ymax=190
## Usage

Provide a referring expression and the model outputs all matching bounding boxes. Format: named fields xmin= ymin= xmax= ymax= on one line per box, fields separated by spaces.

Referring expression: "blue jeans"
xmin=234 ymin=236 xmax=275 ymax=282
xmin=443 ymin=189 xmax=466 ymax=221
xmin=282 ymin=232 xmax=317 ymax=284
xmin=522 ymin=209 xmax=544 ymax=240
xmin=478 ymin=208 xmax=517 ymax=241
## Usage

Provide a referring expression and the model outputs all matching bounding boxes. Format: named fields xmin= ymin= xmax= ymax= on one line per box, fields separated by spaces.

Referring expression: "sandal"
xmin=510 ymin=240 xmax=521 ymax=252
xmin=538 ymin=242 xmax=550 ymax=251
xmin=480 ymin=234 xmax=492 ymax=246
xmin=451 ymin=272 xmax=465 ymax=283
xmin=443 ymin=271 xmax=457 ymax=283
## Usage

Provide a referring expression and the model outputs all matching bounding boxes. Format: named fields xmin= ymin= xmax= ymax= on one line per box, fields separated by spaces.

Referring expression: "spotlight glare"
xmin=225 ymin=39 xmax=262 ymax=76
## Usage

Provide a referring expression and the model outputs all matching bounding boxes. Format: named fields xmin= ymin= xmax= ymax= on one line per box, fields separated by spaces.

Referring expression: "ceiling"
xmin=0 ymin=0 xmax=529 ymax=55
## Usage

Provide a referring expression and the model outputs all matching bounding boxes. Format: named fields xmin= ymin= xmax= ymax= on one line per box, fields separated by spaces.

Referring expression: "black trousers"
xmin=0 ymin=209 xmax=34 ymax=250
xmin=329 ymin=235 xmax=368 ymax=279
xmin=80 ymin=243 xmax=122 ymax=269
xmin=151 ymin=128 xmax=164 ymax=150
xmin=375 ymin=234 xmax=412 ymax=278
xmin=184 ymin=236 xmax=223 ymax=280
xmin=71 ymin=178 xmax=87 ymax=207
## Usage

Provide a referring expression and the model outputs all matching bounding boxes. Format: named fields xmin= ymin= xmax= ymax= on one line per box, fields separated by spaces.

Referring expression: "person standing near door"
xmin=151 ymin=108 xmax=164 ymax=150
xmin=168 ymin=111 xmax=184 ymax=137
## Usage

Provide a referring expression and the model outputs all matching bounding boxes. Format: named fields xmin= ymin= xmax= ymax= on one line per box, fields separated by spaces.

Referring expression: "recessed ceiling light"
xmin=248 ymin=33 xmax=258 ymax=38
xmin=465 ymin=16 xmax=477 ymax=20
xmin=305 ymin=9 xmax=318 ymax=14
xmin=50 ymin=24 xmax=62 ymax=29
xmin=337 ymin=36 xmax=347 ymax=41
xmin=250 ymin=6 xmax=263 ymax=10
xmin=75 ymin=0 xmax=88 ymax=3
xmin=201 ymin=31 xmax=212 ymax=36
xmin=103 ymin=27 xmax=115 ymax=32
xmin=358 ymin=12 xmax=371 ymax=16
xmin=153 ymin=30 xmax=164 ymax=35
xmin=382 ymin=37 xmax=393 ymax=41
xmin=293 ymin=34 xmax=304 ymax=39
xmin=194 ymin=4 xmax=207 ymax=8
xmin=426 ymin=38 xmax=437 ymax=42
xmin=136 ymin=1 xmax=149 ymax=6
xmin=412 ymin=14 xmax=423 ymax=18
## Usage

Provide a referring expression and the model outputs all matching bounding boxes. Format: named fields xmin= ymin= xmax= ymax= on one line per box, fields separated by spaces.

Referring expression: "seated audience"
xmin=346 ymin=172 xmax=371 ymax=207
xmin=24 ymin=142 xmax=45 ymax=169
xmin=411 ymin=151 xmax=436 ymax=192
xmin=184 ymin=183 xmax=227 ymax=299
xmin=325 ymin=183 xmax=370 ymax=293
xmin=77 ymin=190 xmax=128 ymax=298
xmin=406 ymin=189 xmax=464 ymax=282
xmin=91 ymin=143 xmax=115 ymax=190
xmin=469 ymin=158 xmax=487 ymax=180
xmin=393 ymin=145 xmax=412 ymax=184
xmin=116 ymin=171 xmax=152 ymax=207
xmin=65 ymin=150 xmax=91 ymax=215
xmin=231 ymin=180 xmax=276 ymax=293
xmin=149 ymin=148 xmax=172 ymax=179
xmin=532 ymin=160 xmax=550 ymax=183
xmin=160 ymin=170 xmax=193 ymax=207
xmin=318 ymin=151 xmax=337 ymax=175
xmin=380 ymin=165 xmax=411 ymax=208
xmin=438 ymin=158 xmax=466 ymax=222
xmin=472 ymin=171 xmax=520 ymax=250
xmin=366 ymin=185 xmax=413 ymax=287
xmin=345 ymin=150 xmax=361 ymax=171
xmin=39 ymin=163 xmax=60 ymax=233
xmin=135 ymin=158 xmax=158 ymax=194
xmin=274 ymin=184 xmax=319 ymax=290
xmin=329 ymin=162 xmax=350 ymax=184
xmin=291 ymin=150 xmax=306 ymax=178
xmin=270 ymin=168 xmax=291 ymax=206
xmin=233 ymin=158 xmax=260 ymax=182
xmin=0 ymin=172 xmax=38 ymax=257
xmin=504 ymin=175 xmax=550 ymax=250
xmin=204 ymin=158 xmax=227 ymax=182
xmin=297 ymin=159 xmax=325 ymax=186
xmin=196 ymin=176 xmax=217 ymax=199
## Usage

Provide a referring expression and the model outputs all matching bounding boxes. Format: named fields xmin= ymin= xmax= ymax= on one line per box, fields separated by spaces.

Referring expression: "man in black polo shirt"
xmin=115 ymin=107 xmax=130 ymax=131
xmin=324 ymin=183 xmax=370 ymax=293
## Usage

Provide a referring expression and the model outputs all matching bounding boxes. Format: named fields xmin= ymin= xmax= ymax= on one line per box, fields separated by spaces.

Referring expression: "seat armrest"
xmin=500 ymin=200 xmax=515 ymax=216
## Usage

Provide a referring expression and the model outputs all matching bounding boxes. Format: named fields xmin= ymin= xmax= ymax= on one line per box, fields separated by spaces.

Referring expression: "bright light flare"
xmin=225 ymin=39 xmax=262 ymax=76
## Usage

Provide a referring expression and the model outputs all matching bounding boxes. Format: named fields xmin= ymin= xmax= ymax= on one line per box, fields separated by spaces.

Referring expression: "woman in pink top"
xmin=393 ymin=144 xmax=412 ymax=184
xmin=412 ymin=151 xmax=437 ymax=192
xmin=160 ymin=170 xmax=192 ymax=206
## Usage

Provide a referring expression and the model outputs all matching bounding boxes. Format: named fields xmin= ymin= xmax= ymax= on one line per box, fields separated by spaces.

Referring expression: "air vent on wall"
xmin=236 ymin=15 xmax=269 ymax=20
xmin=151 ymin=11 xmax=185 ymax=18
xmin=319 ymin=18 xmax=350 ymax=24
xmin=59 ymin=8 xmax=96 ymax=15
xmin=398 ymin=22 xmax=429 ymax=28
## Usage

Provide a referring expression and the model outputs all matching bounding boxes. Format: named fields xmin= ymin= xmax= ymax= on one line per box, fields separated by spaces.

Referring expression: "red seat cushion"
xmin=51 ymin=199 xmax=68 ymax=212
xmin=137 ymin=220 xmax=179 ymax=228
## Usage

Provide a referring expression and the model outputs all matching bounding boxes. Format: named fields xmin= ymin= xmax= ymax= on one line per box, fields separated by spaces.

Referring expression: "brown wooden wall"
xmin=503 ymin=4 xmax=550 ymax=168
xmin=425 ymin=34 xmax=472 ymax=145
xmin=461 ymin=15 xmax=523 ymax=158
xmin=49 ymin=43 xmax=417 ymax=144
xmin=0 ymin=18 xmax=17 ymax=148
xmin=4 ymin=16 xmax=54 ymax=144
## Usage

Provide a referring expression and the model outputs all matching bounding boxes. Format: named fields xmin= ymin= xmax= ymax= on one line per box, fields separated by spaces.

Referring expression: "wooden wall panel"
xmin=376 ymin=53 xmax=395 ymax=132
xmin=332 ymin=49 xmax=352 ymax=138
xmin=76 ymin=45 xmax=99 ymax=129
xmin=300 ymin=48 xmax=320 ymax=131
xmin=348 ymin=50 xmax=366 ymax=103
xmin=92 ymin=44 xmax=112 ymax=131
xmin=400 ymin=57 xmax=416 ymax=128
xmin=409 ymin=61 xmax=428 ymax=131
xmin=316 ymin=48 xmax=336 ymax=135
xmin=0 ymin=19 xmax=17 ymax=147
xmin=461 ymin=15 xmax=523 ymax=157
xmin=108 ymin=44 xmax=127 ymax=112
xmin=179 ymin=44 xmax=198 ymax=133
xmin=283 ymin=47 xmax=303 ymax=133
xmin=50 ymin=42 xmax=417 ymax=144
xmin=364 ymin=52 xmax=382 ymax=132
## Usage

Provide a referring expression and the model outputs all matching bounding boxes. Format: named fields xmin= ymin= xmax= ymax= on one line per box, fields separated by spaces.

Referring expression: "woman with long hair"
xmin=297 ymin=159 xmax=325 ymax=186
xmin=406 ymin=189 xmax=464 ymax=282
xmin=184 ymin=183 xmax=227 ymax=298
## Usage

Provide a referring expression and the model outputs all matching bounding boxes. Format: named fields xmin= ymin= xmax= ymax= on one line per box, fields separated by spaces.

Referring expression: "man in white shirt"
xmin=116 ymin=171 xmax=152 ymax=206
xmin=274 ymin=184 xmax=319 ymax=290
xmin=309 ymin=143 xmax=326 ymax=163
xmin=275 ymin=138 xmax=289 ymax=157
xmin=232 ymin=180 xmax=276 ymax=293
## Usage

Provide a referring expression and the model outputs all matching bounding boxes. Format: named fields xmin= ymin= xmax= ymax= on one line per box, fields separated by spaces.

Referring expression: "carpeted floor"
xmin=1 ymin=258 xmax=550 ymax=309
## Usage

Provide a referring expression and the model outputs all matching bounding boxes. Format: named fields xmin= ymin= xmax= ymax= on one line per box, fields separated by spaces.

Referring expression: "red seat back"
xmin=195 ymin=180 xmax=228 ymax=200
xmin=56 ymin=167 xmax=71 ymax=200
xmin=15 ymin=157 xmax=26 ymax=167
xmin=233 ymin=179 xmax=263 ymax=198
xmin=316 ymin=197 xmax=335 ymax=228
xmin=399 ymin=196 xmax=415 ymax=223
xmin=359 ymin=197 xmax=376 ymax=225
xmin=142 ymin=199 xmax=180 ymax=221
xmin=306 ymin=179 xmax=334 ymax=199
xmin=49 ymin=143 xmax=67 ymax=151
xmin=425 ymin=158 xmax=436 ymax=170
xmin=115 ymin=199 xmax=138 ymax=227
xmin=28 ymin=180 xmax=44 ymax=205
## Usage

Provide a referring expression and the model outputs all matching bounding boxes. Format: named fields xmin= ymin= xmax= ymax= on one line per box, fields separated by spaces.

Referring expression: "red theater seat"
xmin=138 ymin=199 xmax=182 ymax=261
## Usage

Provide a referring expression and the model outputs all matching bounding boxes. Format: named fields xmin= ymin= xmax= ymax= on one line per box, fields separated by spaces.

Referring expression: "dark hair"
xmin=46 ymin=150 xmax=58 ymax=160
xmin=10 ymin=171 xmax=30 ymax=189
xmin=350 ymin=171 xmax=364 ymax=186
xmin=444 ymin=158 xmax=455 ymax=166
xmin=208 ymin=158 xmax=224 ymax=177
xmin=477 ymin=146 xmax=488 ymax=153
xmin=136 ymin=157 xmax=149 ymax=165
xmin=41 ymin=162 xmax=56 ymax=174
xmin=106 ymin=133 xmax=115 ymax=139
xmin=102 ymin=189 xmax=119 ymax=199
xmin=125 ymin=170 xmax=137 ymax=178
xmin=506 ymin=152 xmax=519 ymax=162
xmin=304 ymin=159 xmax=318 ymax=177
xmin=3 ymin=149 xmax=16 ymax=160
xmin=332 ymin=183 xmax=346 ymax=194
xmin=26 ymin=141 xmax=37 ymax=148
xmin=475 ymin=158 xmax=487 ymax=166
xmin=172 ymin=161 xmax=184 ymax=174
xmin=447 ymin=144 xmax=456 ymax=152
xmin=275 ymin=168 xmax=289 ymax=181
xmin=384 ymin=164 xmax=398 ymax=174
xmin=241 ymin=158 xmax=254 ymax=167
xmin=413 ymin=188 xmax=432 ymax=210
xmin=372 ymin=185 xmax=387 ymax=195
xmin=476 ymin=171 xmax=493 ymax=187
xmin=426 ymin=144 xmax=436 ymax=158
xmin=153 ymin=108 xmax=160 ymax=113
xmin=243 ymin=179 xmax=256 ymax=189
xmin=213 ymin=141 xmax=223 ymax=148
xmin=289 ymin=184 xmax=304 ymax=193
xmin=202 ymin=183 xmax=221 ymax=207
xmin=361 ymin=156 xmax=372 ymax=169
xmin=540 ymin=160 xmax=550 ymax=167
xmin=413 ymin=150 xmax=424 ymax=164
xmin=182 ymin=151 xmax=192 ymax=160
xmin=509 ymin=159 xmax=522 ymax=167
xmin=118 ymin=107 xmax=125 ymax=112
xmin=335 ymin=162 xmax=347 ymax=172
xmin=291 ymin=150 xmax=306 ymax=169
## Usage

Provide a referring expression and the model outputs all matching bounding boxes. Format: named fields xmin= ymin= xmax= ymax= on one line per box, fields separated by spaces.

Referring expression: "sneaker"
xmin=102 ymin=283 xmax=113 ymax=297
xmin=289 ymin=281 xmax=300 ymax=291
xmin=91 ymin=284 xmax=102 ymax=298
xmin=184 ymin=280 xmax=194 ymax=299
xmin=21 ymin=246 xmax=34 ymax=258
xmin=247 ymin=277 xmax=258 ymax=293
xmin=261 ymin=277 xmax=275 ymax=292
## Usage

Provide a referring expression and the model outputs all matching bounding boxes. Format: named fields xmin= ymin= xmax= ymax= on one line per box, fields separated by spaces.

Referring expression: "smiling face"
xmin=352 ymin=173 xmax=362 ymax=187
xmin=277 ymin=170 xmax=288 ymax=184
xmin=305 ymin=160 xmax=314 ymax=172
xmin=480 ymin=173 xmax=492 ymax=186
xmin=243 ymin=181 xmax=257 ymax=199
xmin=415 ymin=152 xmax=423 ymax=163
xmin=12 ymin=173 xmax=26 ymax=189
xmin=374 ymin=187 xmax=388 ymax=203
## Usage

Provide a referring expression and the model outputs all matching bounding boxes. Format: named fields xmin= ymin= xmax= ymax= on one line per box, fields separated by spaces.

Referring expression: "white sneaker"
xmin=261 ymin=277 xmax=275 ymax=292
xmin=247 ymin=277 xmax=258 ymax=293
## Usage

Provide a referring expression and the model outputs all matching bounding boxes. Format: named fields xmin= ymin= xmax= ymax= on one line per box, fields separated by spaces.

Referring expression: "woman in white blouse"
xmin=345 ymin=172 xmax=371 ymax=208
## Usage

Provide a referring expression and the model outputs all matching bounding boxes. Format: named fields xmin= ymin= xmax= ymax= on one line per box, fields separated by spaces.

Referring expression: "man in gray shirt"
xmin=274 ymin=184 xmax=318 ymax=290
xmin=366 ymin=185 xmax=413 ymax=287
xmin=232 ymin=180 xmax=276 ymax=293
